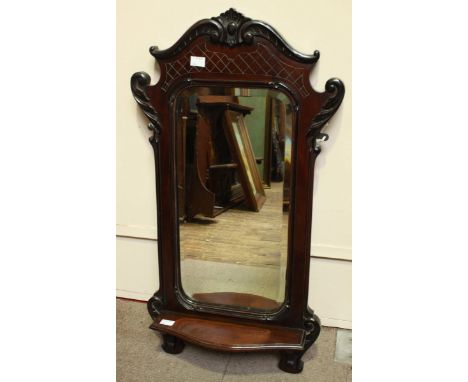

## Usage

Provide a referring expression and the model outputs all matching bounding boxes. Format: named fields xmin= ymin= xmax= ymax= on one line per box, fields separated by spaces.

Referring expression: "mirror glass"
xmin=175 ymin=87 xmax=293 ymax=312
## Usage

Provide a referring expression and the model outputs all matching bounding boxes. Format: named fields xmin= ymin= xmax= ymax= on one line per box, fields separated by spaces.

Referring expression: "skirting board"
xmin=116 ymin=224 xmax=157 ymax=240
xmin=116 ymin=225 xmax=351 ymax=261
xmin=310 ymin=244 xmax=351 ymax=261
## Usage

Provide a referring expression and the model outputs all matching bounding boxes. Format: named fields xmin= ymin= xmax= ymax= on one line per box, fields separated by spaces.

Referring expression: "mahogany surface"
xmin=131 ymin=8 xmax=345 ymax=374
xmin=150 ymin=312 xmax=305 ymax=352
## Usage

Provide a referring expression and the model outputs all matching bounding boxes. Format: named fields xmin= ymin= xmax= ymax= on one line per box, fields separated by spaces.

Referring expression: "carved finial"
xmin=212 ymin=8 xmax=251 ymax=47
xmin=215 ymin=8 xmax=249 ymax=25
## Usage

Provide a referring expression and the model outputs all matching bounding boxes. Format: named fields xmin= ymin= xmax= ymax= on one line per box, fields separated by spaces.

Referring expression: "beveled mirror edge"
xmin=170 ymin=82 xmax=296 ymax=320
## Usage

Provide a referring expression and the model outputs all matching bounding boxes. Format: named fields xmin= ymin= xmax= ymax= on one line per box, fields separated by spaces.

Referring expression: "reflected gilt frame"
xmin=224 ymin=109 xmax=266 ymax=211
xmin=130 ymin=8 xmax=345 ymax=374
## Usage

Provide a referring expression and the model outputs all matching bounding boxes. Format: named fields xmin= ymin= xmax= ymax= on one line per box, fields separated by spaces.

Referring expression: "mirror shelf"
xmin=131 ymin=8 xmax=344 ymax=374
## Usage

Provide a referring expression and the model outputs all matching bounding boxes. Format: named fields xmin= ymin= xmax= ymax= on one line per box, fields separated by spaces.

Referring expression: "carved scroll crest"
xmin=150 ymin=8 xmax=319 ymax=64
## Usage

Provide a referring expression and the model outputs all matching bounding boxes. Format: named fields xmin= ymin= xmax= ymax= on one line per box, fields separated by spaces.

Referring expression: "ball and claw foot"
xmin=162 ymin=334 xmax=185 ymax=354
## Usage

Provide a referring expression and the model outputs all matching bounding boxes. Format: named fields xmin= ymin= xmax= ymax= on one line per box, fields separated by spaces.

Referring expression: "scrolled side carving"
xmin=307 ymin=78 xmax=345 ymax=153
xmin=303 ymin=307 xmax=321 ymax=340
xmin=130 ymin=72 xmax=161 ymax=144
xmin=147 ymin=291 xmax=164 ymax=320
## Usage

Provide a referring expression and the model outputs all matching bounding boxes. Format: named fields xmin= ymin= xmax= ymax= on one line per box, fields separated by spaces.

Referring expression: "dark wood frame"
xmin=130 ymin=8 xmax=345 ymax=374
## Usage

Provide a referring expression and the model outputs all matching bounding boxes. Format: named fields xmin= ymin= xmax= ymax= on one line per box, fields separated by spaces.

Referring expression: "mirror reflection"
xmin=176 ymin=87 xmax=293 ymax=311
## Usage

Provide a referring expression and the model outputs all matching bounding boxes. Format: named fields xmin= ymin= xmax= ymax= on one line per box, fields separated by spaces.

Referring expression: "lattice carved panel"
xmin=161 ymin=42 xmax=310 ymax=97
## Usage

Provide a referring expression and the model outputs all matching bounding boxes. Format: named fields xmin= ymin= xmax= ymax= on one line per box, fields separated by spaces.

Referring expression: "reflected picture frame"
xmin=224 ymin=109 xmax=266 ymax=212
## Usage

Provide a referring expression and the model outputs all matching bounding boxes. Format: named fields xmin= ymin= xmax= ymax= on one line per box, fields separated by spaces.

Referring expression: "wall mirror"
xmin=131 ymin=8 xmax=344 ymax=374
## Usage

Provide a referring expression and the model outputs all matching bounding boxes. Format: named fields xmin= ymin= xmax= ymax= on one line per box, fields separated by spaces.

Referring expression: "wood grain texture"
xmin=150 ymin=312 xmax=305 ymax=351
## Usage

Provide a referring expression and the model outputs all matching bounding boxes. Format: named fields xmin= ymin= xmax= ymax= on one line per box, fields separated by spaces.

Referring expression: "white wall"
xmin=117 ymin=0 xmax=351 ymax=328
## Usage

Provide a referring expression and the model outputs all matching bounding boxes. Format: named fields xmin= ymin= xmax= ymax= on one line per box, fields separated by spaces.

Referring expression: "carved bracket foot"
xmin=278 ymin=311 xmax=321 ymax=373
xmin=162 ymin=334 xmax=185 ymax=354
xmin=278 ymin=329 xmax=319 ymax=373
xmin=279 ymin=351 xmax=305 ymax=374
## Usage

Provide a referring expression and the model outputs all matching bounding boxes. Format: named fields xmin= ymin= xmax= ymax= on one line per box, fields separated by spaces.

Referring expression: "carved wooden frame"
xmin=130 ymin=8 xmax=345 ymax=374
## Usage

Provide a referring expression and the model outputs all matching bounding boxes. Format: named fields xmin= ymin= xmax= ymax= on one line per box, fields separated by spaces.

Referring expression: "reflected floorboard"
xmin=180 ymin=181 xmax=288 ymax=268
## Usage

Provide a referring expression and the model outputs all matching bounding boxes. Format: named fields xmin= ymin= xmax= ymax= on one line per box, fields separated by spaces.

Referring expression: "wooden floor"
xmin=179 ymin=181 xmax=288 ymax=268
